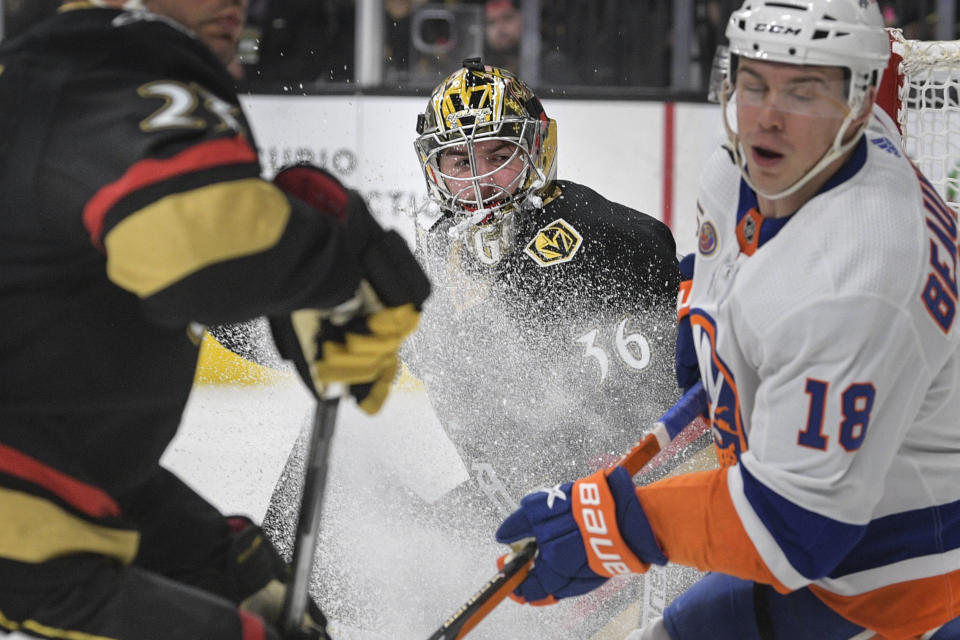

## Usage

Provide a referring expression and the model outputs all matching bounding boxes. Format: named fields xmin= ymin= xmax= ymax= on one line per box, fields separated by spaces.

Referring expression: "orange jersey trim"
xmin=689 ymin=314 xmax=748 ymax=458
xmin=810 ymin=570 xmax=960 ymax=640
xmin=0 ymin=442 xmax=119 ymax=518
xmin=736 ymin=208 xmax=764 ymax=256
xmin=82 ymin=135 xmax=258 ymax=250
xmin=636 ymin=468 xmax=788 ymax=593
xmin=677 ymin=278 xmax=693 ymax=322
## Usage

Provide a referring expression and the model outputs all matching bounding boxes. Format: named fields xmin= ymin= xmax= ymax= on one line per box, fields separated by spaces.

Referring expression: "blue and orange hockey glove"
xmin=494 ymin=466 xmax=667 ymax=605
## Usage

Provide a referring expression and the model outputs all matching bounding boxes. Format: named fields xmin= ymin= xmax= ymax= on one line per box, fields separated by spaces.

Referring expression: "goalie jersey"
xmin=635 ymin=113 xmax=960 ymax=638
xmin=409 ymin=180 xmax=683 ymax=518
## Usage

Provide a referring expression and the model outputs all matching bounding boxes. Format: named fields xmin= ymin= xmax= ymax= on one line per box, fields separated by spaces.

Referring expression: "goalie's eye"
xmin=438 ymin=149 xmax=473 ymax=176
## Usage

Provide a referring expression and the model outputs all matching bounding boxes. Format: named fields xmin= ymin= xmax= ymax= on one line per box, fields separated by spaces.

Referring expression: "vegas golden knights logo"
xmin=524 ymin=218 xmax=582 ymax=266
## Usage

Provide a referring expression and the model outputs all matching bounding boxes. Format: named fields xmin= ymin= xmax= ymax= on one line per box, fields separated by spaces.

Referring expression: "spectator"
xmin=255 ymin=0 xmax=354 ymax=86
xmin=483 ymin=0 xmax=583 ymax=86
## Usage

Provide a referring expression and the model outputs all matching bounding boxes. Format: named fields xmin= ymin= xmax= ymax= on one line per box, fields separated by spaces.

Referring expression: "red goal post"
xmin=878 ymin=28 xmax=960 ymax=211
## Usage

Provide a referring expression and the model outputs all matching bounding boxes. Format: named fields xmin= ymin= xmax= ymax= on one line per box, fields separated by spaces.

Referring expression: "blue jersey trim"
xmin=743 ymin=462 xmax=960 ymax=580
xmin=829 ymin=496 xmax=960 ymax=577
xmin=679 ymin=252 xmax=695 ymax=279
xmin=740 ymin=464 xmax=866 ymax=580
xmin=816 ymin=136 xmax=868 ymax=194
xmin=735 ymin=184 xmax=792 ymax=249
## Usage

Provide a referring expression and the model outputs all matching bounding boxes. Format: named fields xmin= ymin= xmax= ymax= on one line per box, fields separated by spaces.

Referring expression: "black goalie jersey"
xmin=407 ymin=179 xmax=682 ymax=522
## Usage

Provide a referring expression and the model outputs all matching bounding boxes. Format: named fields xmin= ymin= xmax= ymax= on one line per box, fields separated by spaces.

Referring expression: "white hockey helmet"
xmin=722 ymin=0 xmax=891 ymax=199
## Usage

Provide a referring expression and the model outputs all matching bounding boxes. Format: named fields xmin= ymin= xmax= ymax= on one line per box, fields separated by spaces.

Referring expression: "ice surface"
xmin=165 ymin=380 xmax=694 ymax=639
xmin=165 ymin=381 xmax=571 ymax=637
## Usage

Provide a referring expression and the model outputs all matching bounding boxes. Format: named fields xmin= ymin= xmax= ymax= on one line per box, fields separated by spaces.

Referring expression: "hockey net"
xmin=882 ymin=29 xmax=960 ymax=212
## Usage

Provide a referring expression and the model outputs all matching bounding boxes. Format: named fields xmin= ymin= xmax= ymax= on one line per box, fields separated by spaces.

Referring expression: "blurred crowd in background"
xmin=4 ymin=0 xmax=958 ymax=98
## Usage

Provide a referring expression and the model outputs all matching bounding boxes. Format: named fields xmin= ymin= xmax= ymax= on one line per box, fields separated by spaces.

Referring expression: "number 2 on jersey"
xmin=798 ymin=378 xmax=876 ymax=452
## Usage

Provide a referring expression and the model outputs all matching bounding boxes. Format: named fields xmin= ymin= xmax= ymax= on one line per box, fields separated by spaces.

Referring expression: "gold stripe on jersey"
xmin=59 ymin=1 xmax=96 ymax=12
xmin=104 ymin=178 xmax=290 ymax=297
xmin=0 ymin=487 xmax=139 ymax=564
xmin=0 ymin=608 xmax=119 ymax=640
xmin=0 ymin=611 xmax=116 ymax=640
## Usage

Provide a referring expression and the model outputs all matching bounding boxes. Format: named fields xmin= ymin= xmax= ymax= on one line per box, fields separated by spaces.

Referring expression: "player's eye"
xmin=787 ymin=87 xmax=817 ymax=102
xmin=441 ymin=155 xmax=471 ymax=173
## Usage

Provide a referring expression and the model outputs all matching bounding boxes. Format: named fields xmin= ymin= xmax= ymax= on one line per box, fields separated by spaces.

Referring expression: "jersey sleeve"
xmin=51 ymin=59 xmax=361 ymax=327
xmin=637 ymin=295 xmax=925 ymax=592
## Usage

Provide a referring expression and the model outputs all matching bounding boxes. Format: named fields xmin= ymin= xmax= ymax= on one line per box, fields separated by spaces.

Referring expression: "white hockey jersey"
xmin=635 ymin=114 xmax=960 ymax=639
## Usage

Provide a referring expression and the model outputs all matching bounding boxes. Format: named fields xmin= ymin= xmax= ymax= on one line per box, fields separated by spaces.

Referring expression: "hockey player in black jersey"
xmin=407 ymin=60 xmax=696 ymax=635
xmin=408 ymin=59 xmax=682 ymax=521
xmin=0 ymin=1 xmax=428 ymax=639
xmin=260 ymin=59 xmax=690 ymax=637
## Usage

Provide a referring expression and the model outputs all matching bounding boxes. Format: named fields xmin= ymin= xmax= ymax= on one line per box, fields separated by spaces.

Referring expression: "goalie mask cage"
xmin=881 ymin=29 xmax=960 ymax=213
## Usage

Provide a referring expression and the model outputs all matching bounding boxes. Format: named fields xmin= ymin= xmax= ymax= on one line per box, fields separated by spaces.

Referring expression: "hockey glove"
xmin=675 ymin=253 xmax=700 ymax=393
xmin=225 ymin=517 xmax=331 ymax=639
xmin=270 ymin=165 xmax=430 ymax=414
xmin=494 ymin=467 xmax=667 ymax=605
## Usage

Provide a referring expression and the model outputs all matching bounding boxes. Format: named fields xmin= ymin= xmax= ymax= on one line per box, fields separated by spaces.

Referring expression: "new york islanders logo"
xmin=524 ymin=218 xmax=582 ymax=266
xmin=690 ymin=310 xmax=747 ymax=466
xmin=698 ymin=221 xmax=718 ymax=256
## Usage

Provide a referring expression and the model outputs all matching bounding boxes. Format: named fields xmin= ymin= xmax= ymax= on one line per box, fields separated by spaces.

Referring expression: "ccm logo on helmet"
xmin=755 ymin=23 xmax=802 ymax=35
xmin=578 ymin=482 xmax=633 ymax=576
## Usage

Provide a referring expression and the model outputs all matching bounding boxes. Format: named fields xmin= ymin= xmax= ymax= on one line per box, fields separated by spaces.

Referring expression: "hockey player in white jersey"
xmin=492 ymin=1 xmax=960 ymax=638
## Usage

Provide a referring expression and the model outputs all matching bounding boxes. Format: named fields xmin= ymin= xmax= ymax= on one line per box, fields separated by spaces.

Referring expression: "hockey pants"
xmin=0 ymin=556 xmax=274 ymax=640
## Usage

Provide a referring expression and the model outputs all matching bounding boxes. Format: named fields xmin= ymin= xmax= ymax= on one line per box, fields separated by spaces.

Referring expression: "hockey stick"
xmin=424 ymin=381 xmax=710 ymax=640
xmin=426 ymin=540 xmax=538 ymax=640
xmin=280 ymin=385 xmax=342 ymax=635
xmin=615 ymin=380 xmax=709 ymax=476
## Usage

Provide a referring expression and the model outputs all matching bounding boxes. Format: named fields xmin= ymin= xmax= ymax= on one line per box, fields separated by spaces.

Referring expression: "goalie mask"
xmin=414 ymin=58 xmax=558 ymax=266
xmin=721 ymin=0 xmax=890 ymax=200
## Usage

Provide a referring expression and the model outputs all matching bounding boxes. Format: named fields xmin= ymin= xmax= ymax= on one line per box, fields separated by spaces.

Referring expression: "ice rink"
xmin=162 ymin=377 xmax=669 ymax=639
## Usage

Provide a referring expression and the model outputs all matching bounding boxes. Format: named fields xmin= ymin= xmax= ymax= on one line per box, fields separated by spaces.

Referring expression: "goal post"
xmin=882 ymin=28 xmax=960 ymax=211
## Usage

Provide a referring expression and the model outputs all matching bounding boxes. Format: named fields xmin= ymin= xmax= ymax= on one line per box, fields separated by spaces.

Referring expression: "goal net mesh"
xmin=892 ymin=29 xmax=960 ymax=212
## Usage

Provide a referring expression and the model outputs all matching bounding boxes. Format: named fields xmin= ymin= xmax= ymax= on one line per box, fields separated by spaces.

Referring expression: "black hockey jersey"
xmin=0 ymin=6 xmax=363 ymax=569
xmin=408 ymin=180 xmax=682 ymax=519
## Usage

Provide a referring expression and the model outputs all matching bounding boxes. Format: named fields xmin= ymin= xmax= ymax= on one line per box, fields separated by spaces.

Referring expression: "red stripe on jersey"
xmin=0 ymin=442 xmax=120 ymax=518
xmin=238 ymin=609 xmax=267 ymax=640
xmin=82 ymin=135 xmax=258 ymax=251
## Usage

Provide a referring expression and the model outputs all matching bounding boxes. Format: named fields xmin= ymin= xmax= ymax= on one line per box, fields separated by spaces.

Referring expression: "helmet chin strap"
xmin=720 ymin=79 xmax=868 ymax=202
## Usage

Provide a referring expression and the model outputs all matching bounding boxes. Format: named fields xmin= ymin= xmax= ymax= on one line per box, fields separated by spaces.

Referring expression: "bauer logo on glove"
xmin=494 ymin=467 xmax=667 ymax=605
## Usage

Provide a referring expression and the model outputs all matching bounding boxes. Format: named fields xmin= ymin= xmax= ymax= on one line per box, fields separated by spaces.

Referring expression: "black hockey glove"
xmin=270 ymin=165 xmax=431 ymax=414
xmin=675 ymin=253 xmax=701 ymax=393
xmin=224 ymin=517 xmax=331 ymax=639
